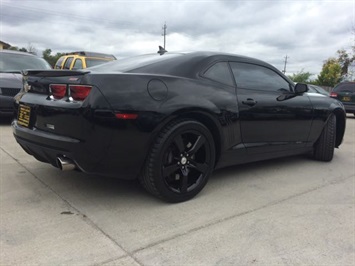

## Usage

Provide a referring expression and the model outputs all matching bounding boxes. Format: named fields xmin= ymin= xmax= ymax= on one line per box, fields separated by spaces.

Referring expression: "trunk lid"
xmin=15 ymin=70 xmax=111 ymax=139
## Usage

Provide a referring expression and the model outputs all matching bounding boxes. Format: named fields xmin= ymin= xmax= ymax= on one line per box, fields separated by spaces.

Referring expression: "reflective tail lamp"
xmin=49 ymin=84 xmax=92 ymax=101
xmin=49 ymin=84 xmax=66 ymax=99
xmin=69 ymin=85 xmax=92 ymax=101
xmin=330 ymin=92 xmax=338 ymax=98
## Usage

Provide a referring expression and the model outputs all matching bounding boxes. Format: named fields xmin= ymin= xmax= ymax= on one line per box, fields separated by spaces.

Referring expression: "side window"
xmin=54 ymin=57 xmax=64 ymax=69
xmin=63 ymin=57 xmax=74 ymax=70
xmin=230 ymin=62 xmax=290 ymax=92
xmin=72 ymin=59 xmax=83 ymax=70
xmin=203 ymin=62 xmax=234 ymax=86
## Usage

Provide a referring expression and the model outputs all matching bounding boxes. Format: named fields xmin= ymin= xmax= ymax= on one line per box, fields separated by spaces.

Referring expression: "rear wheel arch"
xmin=171 ymin=111 xmax=222 ymax=166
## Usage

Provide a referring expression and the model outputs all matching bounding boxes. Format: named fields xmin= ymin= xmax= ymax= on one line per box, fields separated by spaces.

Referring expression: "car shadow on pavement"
xmin=0 ymin=117 xmax=13 ymax=125
xmin=31 ymin=154 xmax=312 ymax=206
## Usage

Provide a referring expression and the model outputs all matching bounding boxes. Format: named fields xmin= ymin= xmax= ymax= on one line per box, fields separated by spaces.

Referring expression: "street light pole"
xmin=283 ymin=55 xmax=288 ymax=74
xmin=162 ymin=22 xmax=167 ymax=49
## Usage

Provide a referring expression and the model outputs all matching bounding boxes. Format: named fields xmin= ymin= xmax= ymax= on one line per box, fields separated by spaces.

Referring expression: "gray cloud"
xmin=1 ymin=0 xmax=354 ymax=76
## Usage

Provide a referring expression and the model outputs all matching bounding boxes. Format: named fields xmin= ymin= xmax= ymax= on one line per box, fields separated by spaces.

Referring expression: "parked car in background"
xmin=0 ymin=50 xmax=51 ymax=117
xmin=307 ymin=84 xmax=330 ymax=96
xmin=330 ymin=82 xmax=355 ymax=116
xmin=54 ymin=51 xmax=116 ymax=70
xmin=13 ymin=51 xmax=346 ymax=202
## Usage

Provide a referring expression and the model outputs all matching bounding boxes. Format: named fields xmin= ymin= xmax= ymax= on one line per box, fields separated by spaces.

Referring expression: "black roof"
xmin=90 ymin=51 xmax=280 ymax=78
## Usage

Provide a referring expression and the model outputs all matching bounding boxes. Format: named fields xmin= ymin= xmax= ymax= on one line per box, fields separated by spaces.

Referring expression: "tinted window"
xmin=230 ymin=62 xmax=290 ymax=92
xmin=72 ymin=59 xmax=83 ymax=69
xmin=0 ymin=52 xmax=51 ymax=72
xmin=54 ymin=57 xmax=64 ymax=69
xmin=333 ymin=83 xmax=355 ymax=93
xmin=63 ymin=57 xmax=74 ymax=69
xmin=203 ymin=62 xmax=234 ymax=86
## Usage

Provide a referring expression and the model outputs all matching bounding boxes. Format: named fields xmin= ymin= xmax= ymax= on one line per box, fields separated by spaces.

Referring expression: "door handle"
xmin=242 ymin=98 xmax=257 ymax=106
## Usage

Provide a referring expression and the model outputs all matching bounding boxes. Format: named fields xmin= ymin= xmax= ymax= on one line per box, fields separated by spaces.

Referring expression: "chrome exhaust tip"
xmin=57 ymin=156 xmax=76 ymax=171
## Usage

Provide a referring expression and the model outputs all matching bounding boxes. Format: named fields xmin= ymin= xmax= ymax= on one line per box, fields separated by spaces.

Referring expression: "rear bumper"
xmin=12 ymin=120 xmax=145 ymax=180
xmin=342 ymin=103 xmax=355 ymax=113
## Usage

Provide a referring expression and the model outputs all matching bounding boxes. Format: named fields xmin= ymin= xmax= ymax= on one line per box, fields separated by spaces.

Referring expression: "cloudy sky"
xmin=1 ymin=0 xmax=354 ymax=77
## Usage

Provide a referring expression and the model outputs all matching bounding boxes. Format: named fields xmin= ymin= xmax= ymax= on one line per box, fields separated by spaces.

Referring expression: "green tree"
xmin=288 ymin=70 xmax=312 ymax=83
xmin=26 ymin=43 xmax=38 ymax=55
xmin=337 ymin=48 xmax=355 ymax=77
xmin=42 ymin=49 xmax=64 ymax=67
xmin=316 ymin=58 xmax=342 ymax=87
xmin=9 ymin=46 xmax=28 ymax=52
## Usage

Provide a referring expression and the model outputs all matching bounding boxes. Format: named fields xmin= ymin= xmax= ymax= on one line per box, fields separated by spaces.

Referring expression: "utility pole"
xmin=162 ymin=22 xmax=167 ymax=49
xmin=283 ymin=55 xmax=288 ymax=74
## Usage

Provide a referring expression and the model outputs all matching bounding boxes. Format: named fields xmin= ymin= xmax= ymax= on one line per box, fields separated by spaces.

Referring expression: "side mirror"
xmin=294 ymin=83 xmax=308 ymax=94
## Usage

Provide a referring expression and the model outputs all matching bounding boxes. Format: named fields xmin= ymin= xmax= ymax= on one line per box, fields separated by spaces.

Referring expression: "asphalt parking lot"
xmin=1 ymin=116 xmax=354 ymax=265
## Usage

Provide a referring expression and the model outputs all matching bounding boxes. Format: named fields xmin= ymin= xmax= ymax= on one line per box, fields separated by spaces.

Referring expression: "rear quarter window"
xmin=203 ymin=62 xmax=234 ymax=86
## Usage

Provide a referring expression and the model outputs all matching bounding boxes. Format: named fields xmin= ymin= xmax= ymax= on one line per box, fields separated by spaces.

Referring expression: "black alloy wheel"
xmin=140 ymin=119 xmax=215 ymax=202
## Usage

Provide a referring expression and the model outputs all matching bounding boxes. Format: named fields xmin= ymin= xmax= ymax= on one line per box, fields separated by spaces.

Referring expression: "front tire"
xmin=140 ymin=119 xmax=215 ymax=202
xmin=313 ymin=114 xmax=336 ymax=161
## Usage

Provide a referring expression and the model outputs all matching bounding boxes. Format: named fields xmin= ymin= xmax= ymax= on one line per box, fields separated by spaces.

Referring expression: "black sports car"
xmin=12 ymin=52 xmax=346 ymax=202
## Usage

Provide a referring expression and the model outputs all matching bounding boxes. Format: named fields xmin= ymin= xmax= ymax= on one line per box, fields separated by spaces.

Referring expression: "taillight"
xmin=330 ymin=92 xmax=338 ymax=98
xmin=49 ymin=84 xmax=66 ymax=99
xmin=69 ymin=85 xmax=92 ymax=101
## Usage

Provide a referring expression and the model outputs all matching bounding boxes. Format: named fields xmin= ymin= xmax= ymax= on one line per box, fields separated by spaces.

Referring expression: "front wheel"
xmin=313 ymin=114 xmax=336 ymax=162
xmin=140 ymin=119 xmax=215 ymax=202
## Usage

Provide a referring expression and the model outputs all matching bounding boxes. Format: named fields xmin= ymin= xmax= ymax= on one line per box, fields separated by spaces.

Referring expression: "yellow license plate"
xmin=18 ymin=105 xmax=31 ymax=127
xmin=342 ymin=96 xmax=351 ymax=101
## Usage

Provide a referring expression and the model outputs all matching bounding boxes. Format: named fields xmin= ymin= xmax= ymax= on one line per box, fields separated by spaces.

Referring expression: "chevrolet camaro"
xmin=12 ymin=52 xmax=346 ymax=202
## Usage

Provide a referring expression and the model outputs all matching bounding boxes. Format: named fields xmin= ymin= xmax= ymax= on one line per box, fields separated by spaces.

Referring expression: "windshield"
xmin=89 ymin=53 xmax=182 ymax=72
xmin=0 ymin=52 xmax=52 ymax=72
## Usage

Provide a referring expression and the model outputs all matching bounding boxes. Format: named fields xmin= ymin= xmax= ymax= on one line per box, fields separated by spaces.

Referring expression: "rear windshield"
xmin=88 ymin=53 xmax=182 ymax=72
xmin=0 ymin=52 xmax=52 ymax=72
xmin=333 ymin=83 xmax=355 ymax=92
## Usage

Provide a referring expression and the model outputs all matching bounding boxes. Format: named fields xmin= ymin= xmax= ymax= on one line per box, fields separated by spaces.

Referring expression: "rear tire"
xmin=313 ymin=114 xmax=336 ymax=162
xmin=140 ymin=119 xmax=215 ymax=203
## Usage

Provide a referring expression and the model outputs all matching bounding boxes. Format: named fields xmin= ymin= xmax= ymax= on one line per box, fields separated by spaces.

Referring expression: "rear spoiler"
xmin=22 ymin=70 xmax=90 ymax=77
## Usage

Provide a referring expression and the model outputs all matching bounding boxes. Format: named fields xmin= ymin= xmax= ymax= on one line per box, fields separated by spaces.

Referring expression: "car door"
xmin=230 ymin=62 xmax=313 ymax=154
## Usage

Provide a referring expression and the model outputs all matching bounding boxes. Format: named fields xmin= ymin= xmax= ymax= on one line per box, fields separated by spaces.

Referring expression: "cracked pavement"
xmin=1 ymin=116 xmax=354 ymax=265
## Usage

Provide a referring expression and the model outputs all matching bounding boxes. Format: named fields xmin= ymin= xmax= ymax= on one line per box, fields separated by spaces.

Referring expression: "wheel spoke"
xmin=162 ymin=163 xmax=180 ymax=177
xmin=174 ymin=134 xmax=185 ymax=153
xmin=188 ymin=135 xmax=206 ymax=154
xmin=180 ymin=168 xmax=189 ymax=193
xmin=189 ymin=161 xmax=209 ymax=174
